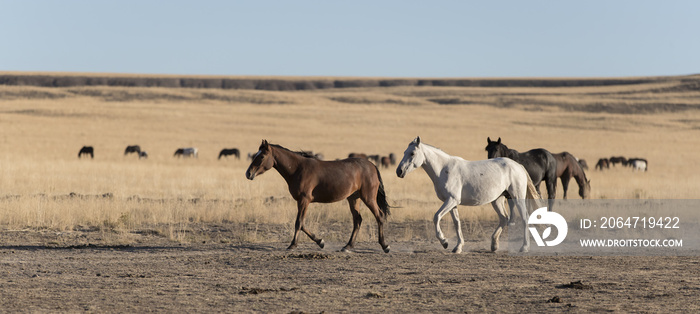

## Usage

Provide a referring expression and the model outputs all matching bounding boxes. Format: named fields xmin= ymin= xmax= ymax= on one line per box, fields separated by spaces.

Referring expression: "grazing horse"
xmin=218 ymin=148 xmax=240 ymax=160
xmin=78 ymin=146 xmax=94 ymax=159
xmin=246 ymin=140 xmax=391 ymax=253
xmin=300 ymin=151 xmax=324 ymax=160
xmin=609 ymin=156 xmax=627 ymax=167
xmin=174 ymin=147 xmax=198 ymax=158
xmin=348 ymin=153 xmax=368 ymax=159
xmin=485 ymin=137 xmax=557 ymax=215
xmin=396 ymin=137 xmax=540 ymax=253
xmin=124 ymin=145 xmax=141 ymax=156
xmin=389 ymin=153 xmax=396 ymax=165
xmin=627 ymin=158 xmax=648 ymax=172
xmin=578 ymin=159 xmax=589 ymax=170
xmin=595 ymin=158 xmax=610 ymax=170
xmin=553 ymin=152 xmax=591 ymax=199
xmin=139 ymin=151 xmax=148 ymax=159
xmin=380 ymin=156 xmax=391 ymax=168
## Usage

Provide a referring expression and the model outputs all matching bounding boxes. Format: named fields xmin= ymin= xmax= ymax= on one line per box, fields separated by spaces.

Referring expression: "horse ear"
xmin=487 ymin=137 xmax=492 ymax=144
xmin=261 ymin=139 xmax=269 ymax=147
xmin=415 ymin=136 xmax=421 ymax=145
xmin=497 ymin=137 xmax=501 ymax=144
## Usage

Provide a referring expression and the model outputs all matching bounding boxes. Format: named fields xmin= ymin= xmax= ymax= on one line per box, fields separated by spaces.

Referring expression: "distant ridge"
xmin=0 ymin=73 xmax=691 ymax=91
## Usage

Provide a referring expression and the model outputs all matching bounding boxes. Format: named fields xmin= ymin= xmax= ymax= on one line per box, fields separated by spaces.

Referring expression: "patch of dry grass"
xmin=1 ymin=73 xmax=699 ymax=242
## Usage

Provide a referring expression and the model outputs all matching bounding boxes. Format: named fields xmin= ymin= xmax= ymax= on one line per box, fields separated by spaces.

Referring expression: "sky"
xmin=1 ymin=1 xmax=699 ymax=78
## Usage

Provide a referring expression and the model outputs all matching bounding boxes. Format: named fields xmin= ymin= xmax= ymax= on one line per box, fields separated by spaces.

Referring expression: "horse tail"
xmin=525 ymin=173 xmax=542 ymax=211
xmin=374 ymin=165 xmax=391 ymax=217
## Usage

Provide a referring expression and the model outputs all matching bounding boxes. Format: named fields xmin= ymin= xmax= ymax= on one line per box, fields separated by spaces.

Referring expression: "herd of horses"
xmin=79 ymin=137 xmax=644 ymax=254
xmin=595 ymin=156 xmax=648 ymax=172
xmin=245 ymin=137 xmax=605 ymax=254
xmin=78 ymin=145 xmax=242 ymax=160
xmin=78 ymin=146 xmax=402 ymax=171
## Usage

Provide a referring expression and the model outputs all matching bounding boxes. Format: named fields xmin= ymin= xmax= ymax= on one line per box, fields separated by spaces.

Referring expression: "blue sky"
xmin=1 ymin=1 xmax=698 ymax=78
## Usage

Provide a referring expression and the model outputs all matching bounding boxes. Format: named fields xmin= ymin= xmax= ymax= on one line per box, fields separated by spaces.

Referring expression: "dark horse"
xmin=380 ymin=156 xmax=391 ymax=168
xmin=246 ymin=140 xmax=391 ymax=253
xmin=218 ymin=148 xmax=240 ymax=160
xmin=485 ymin=137 xmax=557 ymax=214
xmin=348 ymin=152 xmax=367 ymax=159
xmin=78 ymin=146 xmax=94 ymax=159
xmin=124 ymin=145 xmax=141 ymax=156
xmin=609 ymin=156 xmax=627 ymax=167
xmin=553 ymin=152 xmax=591 ymax=199
xmin=595 ymin=158 xmax=610 ymax=170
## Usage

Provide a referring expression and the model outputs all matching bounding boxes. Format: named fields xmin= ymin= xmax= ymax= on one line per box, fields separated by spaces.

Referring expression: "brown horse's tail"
xmin=374 ymin=166 xmax=391 ymax=217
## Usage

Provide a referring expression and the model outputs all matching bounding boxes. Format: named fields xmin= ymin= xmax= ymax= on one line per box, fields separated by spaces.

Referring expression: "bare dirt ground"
xmin=1 ymin=222 xmax=698 ymax=313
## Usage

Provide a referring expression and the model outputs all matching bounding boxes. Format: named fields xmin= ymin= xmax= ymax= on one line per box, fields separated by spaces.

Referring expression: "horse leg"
xmin=546 ymin=177 xmax=557 ymax=212
xmin=434 ymin=198 xmax=459 ymax=250
xmin=506 ymin=198 xmax=516 ymax=226
xmin=300 ymin=199 xmax=325 ymax=248
xmin=449 ymin=208 xmax=464 ymax=253
xmin=301 ymin=226 xmax=325 ymax=249
xmin=288 ymin=197 xmax=311 ymax=250
xmin=341 ymin=196 xmax=362 ymax=252
xmin=490 ymin=196 xmax=509 ymax=252
xmin=560 ymin=174 xmax=571 ymax=200
xmin=514 ymin=198 xmax=531 ymax=252
xmin=361 ymin=195 xmax=390 ymax=253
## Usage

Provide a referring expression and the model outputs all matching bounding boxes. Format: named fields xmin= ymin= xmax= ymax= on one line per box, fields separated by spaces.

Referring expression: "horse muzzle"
xmin=245 ymin=169 xmax=256 ymax=180
xmin=396 ymin=167 xmax=405 ymax=178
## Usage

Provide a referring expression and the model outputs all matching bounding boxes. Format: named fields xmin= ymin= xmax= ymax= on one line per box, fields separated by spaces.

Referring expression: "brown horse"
xmin=595 ymin=158 xmax=610 ymax=170
xmin=553 ymin=152 xmax=591 ymax=199
xmin=246 ymin=140 xmax=391 ymax=253
xmin=380 ymin=156 xmax=391 ymax=168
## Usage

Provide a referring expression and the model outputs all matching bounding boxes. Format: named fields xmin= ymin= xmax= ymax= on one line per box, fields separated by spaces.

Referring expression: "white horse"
xmin=396 ymin=137 xmax=540 ymax=253
xmin=631 ymin=159 xmax=647 ymax=172
xmin=182 ymin=147 xmax=198 ymax=158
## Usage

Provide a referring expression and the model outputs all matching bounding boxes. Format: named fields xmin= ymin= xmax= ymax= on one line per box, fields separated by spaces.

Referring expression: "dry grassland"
xmin=1 ymin=73 xmax=700 ymax=244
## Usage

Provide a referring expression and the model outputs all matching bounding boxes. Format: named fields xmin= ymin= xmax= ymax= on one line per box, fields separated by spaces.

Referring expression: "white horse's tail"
xmin=525 ymin=173 xmax=542 ymax=210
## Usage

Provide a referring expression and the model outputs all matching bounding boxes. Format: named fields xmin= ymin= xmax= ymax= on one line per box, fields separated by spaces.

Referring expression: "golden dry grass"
xmin=1 ymin=73 xmax=699 ymax=241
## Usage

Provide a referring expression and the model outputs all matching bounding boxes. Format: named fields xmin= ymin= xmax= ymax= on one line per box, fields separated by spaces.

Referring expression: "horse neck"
xmin=420 ymin=146 xmax=451 ymax=180
xmin=572 ymin=165 xmax=588 ymax=187
xmin=505 ymin=148 xmax=520 ymax=160
xmin=270 ymin=146 xmax=303 ymax=181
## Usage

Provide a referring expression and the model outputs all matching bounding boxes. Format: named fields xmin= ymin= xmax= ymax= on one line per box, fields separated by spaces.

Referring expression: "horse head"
xmin=485 ymin=137 xmax=508 ymax=159
xmin=396 ymin=136 xmax=426 ymax=178
xmin=580 ymin=179 xmax=591 ymax=199
xmin=246 ymin=140 xmax=275 ymax=180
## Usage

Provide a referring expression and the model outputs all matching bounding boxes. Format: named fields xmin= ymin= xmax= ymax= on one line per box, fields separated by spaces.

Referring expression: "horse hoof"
xmin=383 ymin=245 xmax=391 ymax=253
xmin=441 ymin=241 xmax=449 ymax=249
xmin=519 ymin=246 xmax=529 ymax=253
xmin=317 ymin=239 xmax=325 ymax=249
xmin=340 ymin=247 xmax=353 ymax=253
xmin=286 ymin=245 xmax=297 ymax=251
xmin=452 ymin=246 xmax=463 ymax=254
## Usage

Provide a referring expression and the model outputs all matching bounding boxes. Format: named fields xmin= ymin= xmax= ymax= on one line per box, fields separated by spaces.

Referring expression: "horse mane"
xmin=419 ymin=142 xmax=456 ymax=159
xmin=490 ymin=142 xmax=519 ymax=159
xmin=270 ymin=144 xmax=317 ymax=158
